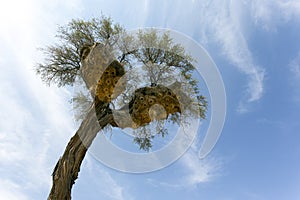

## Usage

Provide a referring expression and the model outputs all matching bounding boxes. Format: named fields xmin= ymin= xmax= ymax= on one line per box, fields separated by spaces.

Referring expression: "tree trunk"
xmin=47 ymin=100 xmax=114 ymax=200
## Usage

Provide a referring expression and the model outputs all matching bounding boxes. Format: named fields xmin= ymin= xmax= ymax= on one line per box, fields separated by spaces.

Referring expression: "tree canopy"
xmin=36 ymin=16 xmax=207 ymax=151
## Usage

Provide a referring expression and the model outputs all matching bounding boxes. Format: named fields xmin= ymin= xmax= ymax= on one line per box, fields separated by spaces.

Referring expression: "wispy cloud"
xmin=0 ymin=49 xmax=74 ymax=198
xmin=180 ymin=150 xmax=223 ymax=186
xmin=197 ymin=0 xmax=299 ymax=112
xmin=289 ymin=51 xmax=300 ymax=78
xmin=0 ymin=0 xmax=83 ymax=199
xmin=208 ymin=10 xmax=265 ymax=103
xmin=78 ymin=155 xmax=133 ymax=200
xmin=0 ymin=180 xmax=28 ymax=200
xmin=250 ymin=0 xmax=300 ymax=31
xmin=288 ymin=51 xmax=300 ymax=102
xmin=194 ymin=0 xmax=265 ymax=112
xmin=146 ymin=149 xmax=223 ymax=189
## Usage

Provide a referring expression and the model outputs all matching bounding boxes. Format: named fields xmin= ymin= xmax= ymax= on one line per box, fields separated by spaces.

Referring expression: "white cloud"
xmin=278 ymin=1 xmax=300 ymax=19
xmin=249 ymin=0 xmax=300 ymax=31
xmin=210 ymin=15 xmax=265 ymax=103
xmin=0 ymin=180 xmax=28 ymax=200
xmin=0 ymin=0 xmax=83 ymax=199
xmin=0 ymin=52 xmax=74 ymax=198
xmin=146 ymin=149 xmax=223 ymax=189
xmin=288 ymin=51 xmax=300 ymax=103
xmin=92 ymin=170 xmax=125 ymax=200
xmin=180 ymin=150 xmax=222 ymax=186
xmin=75 ymin=155 xmax=132 ymax=200
xmin=197 ymin=0 xmax=265 ymax=106
xmin=289 ymin=52 xmax=300 ymax=78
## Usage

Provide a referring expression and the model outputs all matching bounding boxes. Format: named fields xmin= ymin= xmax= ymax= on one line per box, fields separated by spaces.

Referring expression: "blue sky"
xmin=1 ymin=0 xmax=300 ymax=199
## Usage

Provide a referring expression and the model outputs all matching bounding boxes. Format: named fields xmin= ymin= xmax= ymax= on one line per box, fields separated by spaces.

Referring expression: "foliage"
xmin=36 ymin=17 xmax=207 ymax=151
xmin=36 ymin=16 xmax=123 ymax=87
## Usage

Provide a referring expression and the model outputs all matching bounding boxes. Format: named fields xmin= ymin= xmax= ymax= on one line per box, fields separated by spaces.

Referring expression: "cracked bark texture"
xmin=47 ymin=100 xmax=114 ymax=200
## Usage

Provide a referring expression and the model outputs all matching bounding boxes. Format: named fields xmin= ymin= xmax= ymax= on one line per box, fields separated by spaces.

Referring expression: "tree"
xmin=36 ymin=15 xmax=207 ymax=200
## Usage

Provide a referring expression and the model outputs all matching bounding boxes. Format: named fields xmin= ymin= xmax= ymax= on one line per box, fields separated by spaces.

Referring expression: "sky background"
xmin=0 ymin=0 xmax=300 ymax=199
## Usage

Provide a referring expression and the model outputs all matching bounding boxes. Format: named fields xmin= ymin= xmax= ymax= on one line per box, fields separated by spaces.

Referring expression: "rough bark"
xmin=47 ymin=100 xmax=114 ymax=200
